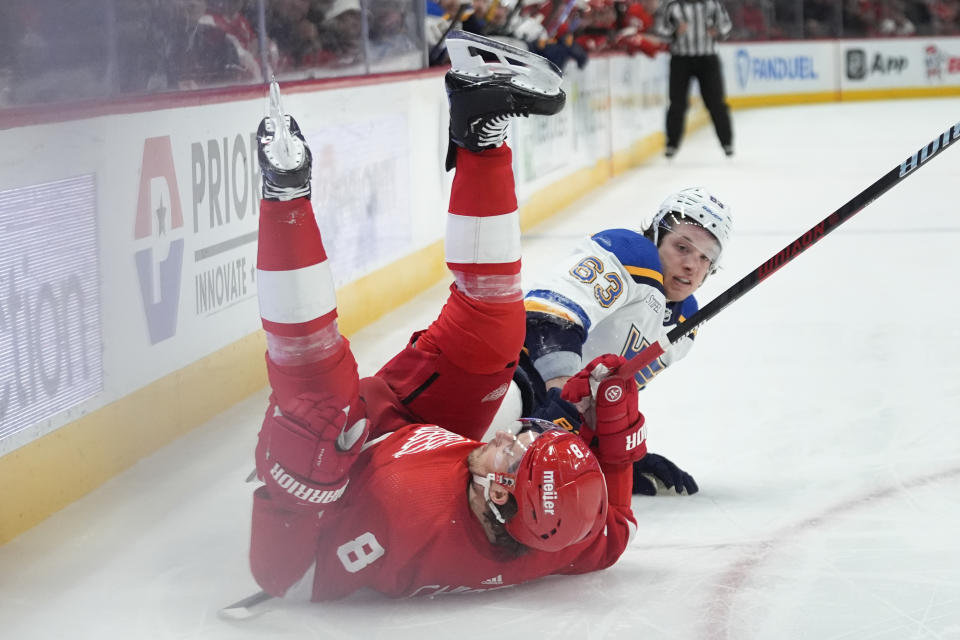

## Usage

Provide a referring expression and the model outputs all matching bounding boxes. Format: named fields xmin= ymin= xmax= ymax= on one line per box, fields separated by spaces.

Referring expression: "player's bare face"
xmin=658 ymin=223 xmax=718 ymax=301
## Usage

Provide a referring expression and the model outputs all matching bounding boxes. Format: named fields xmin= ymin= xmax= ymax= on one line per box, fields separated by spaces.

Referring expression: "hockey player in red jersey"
xmin=249 ymin=32 xmax=646 ymax=601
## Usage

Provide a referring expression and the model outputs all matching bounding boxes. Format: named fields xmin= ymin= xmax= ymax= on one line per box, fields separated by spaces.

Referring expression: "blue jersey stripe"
xmin=525 ymin=289 xmax=592 ymax=332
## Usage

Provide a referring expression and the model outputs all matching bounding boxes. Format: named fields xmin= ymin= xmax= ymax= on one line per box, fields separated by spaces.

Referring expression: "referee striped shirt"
xmin=654 ymin=0 xmax=732 ymax=56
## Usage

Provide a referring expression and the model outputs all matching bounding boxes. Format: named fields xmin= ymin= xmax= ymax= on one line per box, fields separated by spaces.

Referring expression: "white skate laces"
xmin=476 ymin=114 xmax=511 ymax=148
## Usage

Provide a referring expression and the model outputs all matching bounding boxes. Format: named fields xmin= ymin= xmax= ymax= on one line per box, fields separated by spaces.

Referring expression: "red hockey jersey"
xmin=251 ymin=422 xmax=637 ymax=600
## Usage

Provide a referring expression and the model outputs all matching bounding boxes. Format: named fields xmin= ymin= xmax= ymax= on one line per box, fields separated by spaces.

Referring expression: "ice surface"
xmin=2 ymin=98 xmax=959 ymax=640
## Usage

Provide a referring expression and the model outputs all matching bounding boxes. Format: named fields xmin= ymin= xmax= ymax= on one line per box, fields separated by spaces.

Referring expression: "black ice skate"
xmin=444 ymin=31 xmax=565 ymax=169
xmin=257 ymin=81 xmax=312 ymax=201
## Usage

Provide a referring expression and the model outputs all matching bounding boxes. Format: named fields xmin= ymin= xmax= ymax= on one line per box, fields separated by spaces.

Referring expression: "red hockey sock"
xmin=257 ymin=199 xmax=341 ymax=365
xmin=445 ymin=145 xmax=521 ymax=301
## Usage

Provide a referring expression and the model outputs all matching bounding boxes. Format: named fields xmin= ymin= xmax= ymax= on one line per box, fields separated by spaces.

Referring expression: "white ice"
xmin=2 ymin=98 xmax=959 ymax=640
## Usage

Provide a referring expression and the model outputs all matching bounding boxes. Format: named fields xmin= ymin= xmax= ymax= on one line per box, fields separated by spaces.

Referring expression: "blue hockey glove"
xmin=633 ymin=452 xmax=698 ymax=496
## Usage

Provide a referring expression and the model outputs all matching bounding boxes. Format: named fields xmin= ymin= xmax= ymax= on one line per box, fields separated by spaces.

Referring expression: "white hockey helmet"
xmin=648 ymin=187 xmax=733 ymax=273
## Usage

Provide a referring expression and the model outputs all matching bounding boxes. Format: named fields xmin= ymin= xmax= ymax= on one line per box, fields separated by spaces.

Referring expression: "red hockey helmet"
xmin=485 ymin=419 xmax=607 ymax=552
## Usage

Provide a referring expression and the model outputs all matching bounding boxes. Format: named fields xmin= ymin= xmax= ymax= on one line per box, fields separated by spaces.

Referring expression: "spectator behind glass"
xmin=505 ymin=0 xmax=550 ymax=46
xmin=462 ymin=0 xmax=492 ymax=33
xmin=577 ymin=0 xmax=617 ymax=53
xmin=368 ymin=0 xmax=421 ymax=63
xmin=265 ymin=0 xmax=314 ymax=71
xmin=171 ymin=0 xmax=247 ymax=89
xmin=4 ymin=0 xmax=110 ymax=105
xmin=767 ymin=0 xmax=799 ymax=38
xmin=317 ymin=0 xmax=364 ymax=66
xmin=204 ymin=0 xmax=263 ymax=81
xmin=841 ymin=0 xmax=875 ymax=37
xmin=0 ymin=2 xmax=15 ymax=105
xmin=308 ymin=0 xmax=336 ymax=21
xmin=802 ymin=0 xmax=839 ymax=38
xmin=731 ymin=0 xmax=769 ymax=39
xmin=425 ymin=0 xmax=496 ymax=66
xmin=904 ymin=0 xmax=933 ymax=35
xmin=612 ymin=0 xmax=669 ymax=57
xmin=118 ymin=0 xmax=254 ymax=93
xmin=929 ymin=0 xmax=960 ymax=35
xmin=485 ymin=0 xmax=514 ymax=34
xmin=426 ymin=0 xmax=467 ymax=65
xmin=876 ymin=0 xmax=917 ymax=35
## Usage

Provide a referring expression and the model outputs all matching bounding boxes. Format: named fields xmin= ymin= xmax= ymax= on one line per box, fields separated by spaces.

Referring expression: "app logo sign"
xmin=134 ymin=136 xmax=184 ymax=344
xmin=846 ymin=49 xmax=867 ymax=80
xmin=846 ymin=48 xmax=908 ymax=80
xmin=735 ymin=49 xmax=818 ymax=89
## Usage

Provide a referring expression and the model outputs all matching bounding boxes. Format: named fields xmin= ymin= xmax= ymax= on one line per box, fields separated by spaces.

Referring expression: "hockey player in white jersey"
xmin=509 ymin=187 xmax=732 ymax=496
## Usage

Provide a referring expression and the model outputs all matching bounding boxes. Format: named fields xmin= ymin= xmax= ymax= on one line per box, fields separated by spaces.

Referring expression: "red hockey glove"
xmin=561 ymin=354 xmax=647 ymax=465
xmin=560 ymin=353 xmax=623 ymax=419
xmin=255 ymin=392 xmax=369 ymax=508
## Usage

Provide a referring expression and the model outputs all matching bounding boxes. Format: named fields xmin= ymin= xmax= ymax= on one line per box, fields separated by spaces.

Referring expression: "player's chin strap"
xmin=472 ymin=472 xmax=515 ymax=524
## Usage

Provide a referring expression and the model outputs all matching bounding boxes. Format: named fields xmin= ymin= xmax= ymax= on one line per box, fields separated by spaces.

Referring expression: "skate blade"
xmin=218 ymin=590 xmax=274 ymax=620
xmin=446 ymin=31 xmax=563 ymax=95
xmin=264 ymin=79 xmax=304 ymax=171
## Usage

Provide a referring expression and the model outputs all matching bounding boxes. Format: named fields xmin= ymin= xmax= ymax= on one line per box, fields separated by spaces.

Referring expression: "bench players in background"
xmin=513 ymin=187 xmax=733 ymax=497
xmin=248 ymin=32 xmax=648 ymax=601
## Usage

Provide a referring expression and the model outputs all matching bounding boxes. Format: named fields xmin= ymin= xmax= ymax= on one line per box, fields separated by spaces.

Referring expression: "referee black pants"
xmin=666 ymin=54 xmax=732 ymax=149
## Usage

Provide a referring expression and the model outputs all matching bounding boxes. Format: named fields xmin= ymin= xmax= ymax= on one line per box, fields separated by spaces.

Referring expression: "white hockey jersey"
xmin=523 ymin=228 xmax=699 ymax=389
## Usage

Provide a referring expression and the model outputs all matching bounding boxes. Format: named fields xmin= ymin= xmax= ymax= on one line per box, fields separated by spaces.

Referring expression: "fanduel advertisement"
xmin=735 ymin=49 xmax=818 ymax=87
xmin=718 ymin=42 xmax=836 ymax=97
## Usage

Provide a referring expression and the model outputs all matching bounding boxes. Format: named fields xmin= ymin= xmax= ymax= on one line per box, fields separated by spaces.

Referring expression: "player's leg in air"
xmin=374 ymin=32 xmax=566 ymax=440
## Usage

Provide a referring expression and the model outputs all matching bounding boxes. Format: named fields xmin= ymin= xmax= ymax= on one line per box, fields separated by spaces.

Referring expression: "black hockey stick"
xmin=621 ymin=120 xmax=960 ymax=379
